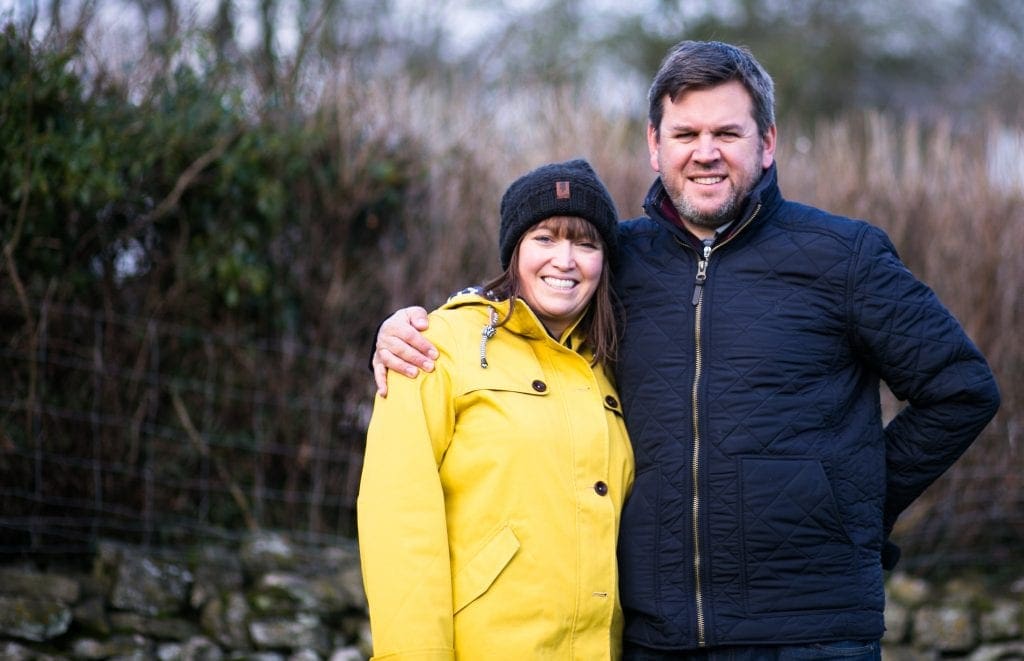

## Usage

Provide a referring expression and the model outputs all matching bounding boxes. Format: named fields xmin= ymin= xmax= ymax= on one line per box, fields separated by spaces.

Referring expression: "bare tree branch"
xmin=172 ymin=388 xmax=259 ymax=532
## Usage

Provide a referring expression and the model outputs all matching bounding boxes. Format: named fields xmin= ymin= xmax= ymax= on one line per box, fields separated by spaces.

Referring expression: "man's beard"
xmin=671 ymin=188 xmax=742 ymax=230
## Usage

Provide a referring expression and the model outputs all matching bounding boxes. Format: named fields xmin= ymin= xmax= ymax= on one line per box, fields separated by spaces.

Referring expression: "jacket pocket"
xmin=452 ymin=525 xmax=520 ymax=614
xmin=740 ymin=456 xmax=857 ymax=614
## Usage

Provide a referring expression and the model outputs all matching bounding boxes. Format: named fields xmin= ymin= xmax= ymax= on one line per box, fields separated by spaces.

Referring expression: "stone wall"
xmin=883 ymin=572 xmax=1024 ymax=660
xmin=1 ymin=535 xmax=1023 ymax=660
xmin=0 ymin=534 xmax=371 ymax=660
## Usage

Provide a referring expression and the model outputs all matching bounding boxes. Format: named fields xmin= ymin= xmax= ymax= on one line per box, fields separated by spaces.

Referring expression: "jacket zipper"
xmin=690 ymin=241 xmax=709 ymax=645
xmin=688 ymin=203 xmax=761 ymax=647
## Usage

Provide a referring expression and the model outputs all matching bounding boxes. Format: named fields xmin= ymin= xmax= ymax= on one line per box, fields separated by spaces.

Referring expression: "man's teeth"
xmin=694 ymin=176 xmax=725 ymax=184
xmin=544 ymin=277 xmax=575 ymax=289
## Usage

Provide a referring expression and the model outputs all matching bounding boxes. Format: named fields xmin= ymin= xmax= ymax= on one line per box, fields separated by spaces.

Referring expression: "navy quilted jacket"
xmin=613 ymin=165 xmax=1000 ymax=649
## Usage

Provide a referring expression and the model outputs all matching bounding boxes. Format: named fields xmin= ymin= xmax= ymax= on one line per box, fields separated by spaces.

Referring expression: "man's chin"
xmin=679 ymin=206 xmax=735 ymax=230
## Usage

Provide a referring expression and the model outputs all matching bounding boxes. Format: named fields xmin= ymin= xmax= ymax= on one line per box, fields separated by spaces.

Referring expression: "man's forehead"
xmin=660 ymin=82 xmax=757 ymax=127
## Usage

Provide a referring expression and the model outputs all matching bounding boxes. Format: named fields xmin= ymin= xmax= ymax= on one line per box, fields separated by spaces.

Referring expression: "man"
xmin=371 ymin=41 xmax=1000 ymax=659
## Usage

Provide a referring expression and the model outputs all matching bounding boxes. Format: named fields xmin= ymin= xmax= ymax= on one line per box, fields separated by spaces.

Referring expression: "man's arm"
xmin=373 ymin=306 xmax=439 ymax=396
xmin=853 ymin=227 xmax=1000 ymax=535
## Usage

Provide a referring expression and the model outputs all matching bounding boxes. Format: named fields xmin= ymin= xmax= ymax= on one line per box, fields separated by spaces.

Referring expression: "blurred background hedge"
xmin=0 ymin=0 xmax=1021 ymax=576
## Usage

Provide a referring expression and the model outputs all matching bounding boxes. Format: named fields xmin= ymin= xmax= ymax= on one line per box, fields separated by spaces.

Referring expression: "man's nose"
xmin=693 ymin=134 xmax=720 ymax=161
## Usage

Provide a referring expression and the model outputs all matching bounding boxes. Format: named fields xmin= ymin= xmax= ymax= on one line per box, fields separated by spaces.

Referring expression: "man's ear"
xmin=761 ymin=124 xmax=777 ymax=169
xmin=647 ymin=122 xmax=661 ymax=173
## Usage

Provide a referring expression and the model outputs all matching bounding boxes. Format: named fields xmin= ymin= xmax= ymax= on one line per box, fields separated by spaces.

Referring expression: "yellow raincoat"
xmin=358 ymin=292 xmax=634 ymax=660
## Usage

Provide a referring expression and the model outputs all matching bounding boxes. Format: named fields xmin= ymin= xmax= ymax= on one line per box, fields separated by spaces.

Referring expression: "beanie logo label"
xmin=556 ymin=181 xmax=570 ymax=200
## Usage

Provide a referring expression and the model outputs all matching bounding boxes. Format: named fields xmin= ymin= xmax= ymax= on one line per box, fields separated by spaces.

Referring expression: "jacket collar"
xmin=642 ymin=163 xmax=782 ymax=248
xmin=442 ymin=291 xmax=589 ymax=348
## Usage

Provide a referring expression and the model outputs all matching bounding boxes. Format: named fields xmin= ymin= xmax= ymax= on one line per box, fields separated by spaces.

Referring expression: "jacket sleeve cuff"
xmin=367 ymin=320 xmax=385 ymax=373
xmin=881 ymin=539 xmax=901 ymax=571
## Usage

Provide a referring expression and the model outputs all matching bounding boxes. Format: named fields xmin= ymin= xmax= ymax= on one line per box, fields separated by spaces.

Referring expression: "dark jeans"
xmin=622 ymin=639 xmax=882 ymax=661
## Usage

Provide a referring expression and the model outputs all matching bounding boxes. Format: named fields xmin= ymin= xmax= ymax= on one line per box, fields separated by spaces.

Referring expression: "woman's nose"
xmin=551 ymin=240 xmax=576 ymax=268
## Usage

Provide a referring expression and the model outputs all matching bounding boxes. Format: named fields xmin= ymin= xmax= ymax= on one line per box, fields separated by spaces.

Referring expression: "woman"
xmin=358 ymin=159 xmax=634 ymax=659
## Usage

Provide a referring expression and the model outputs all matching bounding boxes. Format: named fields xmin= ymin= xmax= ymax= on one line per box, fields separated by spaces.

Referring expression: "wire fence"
xmin=0 ymin=296 xmax=1020 ymax=576
xmin=0 ymin=296 xmax=369 ymax=557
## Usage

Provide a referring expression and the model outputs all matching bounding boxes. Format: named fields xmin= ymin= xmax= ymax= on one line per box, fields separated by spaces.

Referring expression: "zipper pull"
xmin=691 ymin=243 xmax=712 ymax=306
xmin=479 ymin=307 xmax=498 ymax=368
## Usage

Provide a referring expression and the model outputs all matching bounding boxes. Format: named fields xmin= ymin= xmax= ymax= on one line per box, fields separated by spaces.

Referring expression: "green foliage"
xmin=0 ymin=16 xmax=432 ymax=542
xmin=0 ymin=20 xmax=421 ymax=333
xmin=1 ymin=25 xmax=124 ymax=291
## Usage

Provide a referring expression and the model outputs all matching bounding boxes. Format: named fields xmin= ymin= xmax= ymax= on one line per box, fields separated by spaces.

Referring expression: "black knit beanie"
xmin=498 ymin=159 xmax=619 ymax=269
